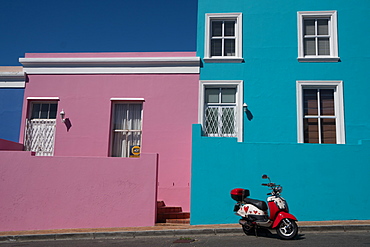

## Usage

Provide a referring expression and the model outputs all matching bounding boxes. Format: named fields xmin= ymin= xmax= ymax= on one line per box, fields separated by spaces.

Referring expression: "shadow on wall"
xmin=64 ymin=118 xmax=72 ymax=132
xmin=245 ymin=109 xmax=253 ymax=121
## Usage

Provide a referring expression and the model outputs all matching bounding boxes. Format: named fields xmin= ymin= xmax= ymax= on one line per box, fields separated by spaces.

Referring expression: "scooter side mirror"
xmin=262 ymin=174 xmax=269 ymax=179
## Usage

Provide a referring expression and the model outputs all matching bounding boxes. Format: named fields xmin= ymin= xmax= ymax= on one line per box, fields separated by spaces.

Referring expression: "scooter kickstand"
xmin=254 ymin=226 xmax=258 ymax=238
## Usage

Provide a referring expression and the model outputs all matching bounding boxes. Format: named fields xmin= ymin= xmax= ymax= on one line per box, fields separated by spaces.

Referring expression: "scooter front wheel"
xmin=276 ymin=218 xmax=298 ymax=240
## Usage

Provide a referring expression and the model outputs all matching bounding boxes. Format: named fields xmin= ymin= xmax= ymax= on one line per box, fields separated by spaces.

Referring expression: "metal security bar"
xmin=204 ymin=106 xmax=237 ymax=137
xmin=24 ymin=119 xmax=56 ymax=156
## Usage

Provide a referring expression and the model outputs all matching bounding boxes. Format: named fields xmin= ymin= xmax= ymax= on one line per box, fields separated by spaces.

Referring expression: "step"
xmin=166 ymin=218 xmax=190 ymax=224
xmin=157 ymin=212 xmax=190 ymax=222
xmin=157 ymin=206 xmax=182 ymax=214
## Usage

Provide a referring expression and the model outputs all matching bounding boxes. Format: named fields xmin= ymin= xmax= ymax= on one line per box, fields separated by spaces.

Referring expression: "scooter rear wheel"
xmin=242 ymin=225 xmax=255 ymax=235
xmin=276 ymin=218 xmax=298 ymax=240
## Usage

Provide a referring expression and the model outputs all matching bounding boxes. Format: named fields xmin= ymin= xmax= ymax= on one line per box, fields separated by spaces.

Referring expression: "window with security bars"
xmin=204 ymin=88 xmax=237 ymax=137
xmin=303 ymin=89 xmax=336 ymax=143
xmin=298 ymin=11 xmax=338 ymax=62
xmin=110 ymin=103 xmax=142 ymax=157
xmin=24 ymin=102 xmax=58 ymax=156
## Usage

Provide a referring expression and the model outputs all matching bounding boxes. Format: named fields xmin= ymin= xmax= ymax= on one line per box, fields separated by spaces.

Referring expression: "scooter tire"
xmin=276 ymin=218 xmax=298 ymax=240
xmin=242 ymin=225 xmax=255 ymax=236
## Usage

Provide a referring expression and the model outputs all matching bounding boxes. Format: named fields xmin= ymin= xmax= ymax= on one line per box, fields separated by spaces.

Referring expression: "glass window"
xmin=297 ymin=81 xmax=345 ymax=144
xmin=30 ymin=102 xmax=58 ymax=119
xmin=298 ymin=11 xmax=339 ymax=62
xmin=111 ymin=103 xmax=143 ymax=157
xmin=205 ymin=13 xmax=242 ymax=62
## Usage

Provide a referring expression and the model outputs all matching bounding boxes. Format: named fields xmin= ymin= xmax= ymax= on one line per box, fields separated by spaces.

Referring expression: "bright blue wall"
xmin=192 ymin=0 xmax=370 ymax=224
xmin=0 ymin=88 xmax=24 ymax=142
xmin=191 ymin=125 xmax=370 ymax=224
xmin=196 ymin=0 xmax=370 ymax=144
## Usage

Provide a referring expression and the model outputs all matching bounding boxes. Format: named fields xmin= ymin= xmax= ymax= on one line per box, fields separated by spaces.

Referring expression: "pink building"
xmin=0 ymin=52 xmax=199 ymax=231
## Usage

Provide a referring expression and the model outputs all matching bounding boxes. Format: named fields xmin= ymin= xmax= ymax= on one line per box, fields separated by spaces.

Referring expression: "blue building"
xmin=0 ymin=67 xmax=25 ymax=142
xmin=191 ymin=0 xmax=370 ymax=224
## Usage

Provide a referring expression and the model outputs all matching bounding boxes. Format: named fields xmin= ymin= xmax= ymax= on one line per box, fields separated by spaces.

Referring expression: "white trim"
xmin=204 ymin=13 xmax=243 ymax=62
xmin=110 ymin=98 xmax=145 ymax=101
xmin=199 ymin=80 xmax=244 ymax=142
xmin=0 ymin=81 xmax=25 ymax=88
xmin=297 ymin=11 xmax=339 ymax=62
xmin=0 ymin=69 xmax=26 ymax=88
xmin=27 ymin=97 xmax=60 ymax=100
xmin=19 ymin=57 xmax=200 ymax=74
xmin=296 ymin=80 xmax=345 ymax=144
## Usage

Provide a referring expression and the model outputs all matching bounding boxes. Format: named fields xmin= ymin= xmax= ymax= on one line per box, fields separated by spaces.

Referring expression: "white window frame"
xmin=199 ymin=80 xmax=243 ymax=142
xmin=204 ymin=13 xmax=243 ymax=63
xmin=296 ymin=80 xmax=345 ymax=144
xmin=297 ymin=11 xmax=339 ymax=62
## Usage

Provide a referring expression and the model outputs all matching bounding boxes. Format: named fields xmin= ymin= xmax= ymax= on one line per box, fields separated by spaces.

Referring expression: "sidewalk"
xmin=1 ymin=220 xmax=369 ymax=242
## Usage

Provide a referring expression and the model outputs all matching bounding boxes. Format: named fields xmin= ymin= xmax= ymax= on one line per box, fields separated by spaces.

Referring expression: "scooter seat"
xmin=243 ymin=198 xmax=268 ymax=211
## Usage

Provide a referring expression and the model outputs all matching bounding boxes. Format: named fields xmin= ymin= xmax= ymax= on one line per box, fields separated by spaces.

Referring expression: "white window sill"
xmin=203 ymin=57 xmax=244 ymax=63
xmin=298 ymin=57 xmax=340 ymax=63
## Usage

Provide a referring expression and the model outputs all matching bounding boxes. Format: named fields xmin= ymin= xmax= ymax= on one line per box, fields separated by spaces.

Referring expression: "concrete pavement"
xmin=0 ymin=220 xmax=369 ymax=242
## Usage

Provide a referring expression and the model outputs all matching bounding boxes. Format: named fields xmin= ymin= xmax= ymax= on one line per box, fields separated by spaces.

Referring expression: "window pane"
xmin=224 ymin=21 xmax=235 ymax=36
xmin=321 ymin=118 xmax=336 ymax=143
xmin=221 ymin=107 xmax=235 ymax=134
xmin=211 ymin=39 xmax=222 ymax=56
xmin=320 ymin=89 xmax=335 ymax=115
xmin=304 ymin=19 xmax=315 ymax=35
xmin=317 ymin=19 xmax=329 ymax=35
xmin=205 ymin=88 xmax=219 ymax=103
xmin=304 ymin=38 xmax=316 ymax=55
xmin=40 ymin=104 xmax=49 ymax=119
xmin=49 ymin=104 xmax=58 ymax=119
xmin=211 ymin=21 xmax=222 ymax=37
xmin=304 ymin=118 xmax=319 ymax=143
xmin=31 ymin=103 xmax=41 ymax=119
xmin=113 ymin=104 xmax=128 ymax=130
xmin=318 ymin=38 xmax=330 ymax=55
xmin=128 ymin=104 xmax=142 ymax=130
xmin=303 ymin=89 xmax=318 ymax=115
xmin=224 ymin=39 xmax=235 ymax=56
xmin=112 ymin=132 xmax=126 ymax=157
xmin=221 ymin=88 xmax=236 ymax=103
xmin=321 ymin=118 xmax=337 ymax=143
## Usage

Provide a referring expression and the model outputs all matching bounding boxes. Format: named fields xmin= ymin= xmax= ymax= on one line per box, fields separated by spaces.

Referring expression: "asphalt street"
xmin=0 ymin=231 xmax=369 ymax=247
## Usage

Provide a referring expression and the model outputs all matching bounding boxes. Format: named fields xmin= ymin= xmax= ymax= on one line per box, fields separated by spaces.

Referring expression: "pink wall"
xmin=19 ymin=53 xmax=199 ymax=212
xmin=0 ymin=151 xmax=158 ymax=231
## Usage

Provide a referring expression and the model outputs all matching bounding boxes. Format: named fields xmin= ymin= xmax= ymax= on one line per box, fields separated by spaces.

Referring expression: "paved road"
xmin=1 ymin=231 xmax=369 ymax=247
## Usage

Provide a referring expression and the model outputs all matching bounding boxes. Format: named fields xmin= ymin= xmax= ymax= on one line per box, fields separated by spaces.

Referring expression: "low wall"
xmin=191 ymin=124 xmax=370 ymax=224
xmin=0 ymin=152 xmax=158 ymax=232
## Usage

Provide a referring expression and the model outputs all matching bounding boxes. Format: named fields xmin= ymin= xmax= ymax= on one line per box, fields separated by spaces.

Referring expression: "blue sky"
xmin=0 ymin=0 xmax=198 ymax=66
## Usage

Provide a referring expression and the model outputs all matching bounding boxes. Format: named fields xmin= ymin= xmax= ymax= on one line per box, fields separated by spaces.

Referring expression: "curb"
xmin=0 ymin=225 xmax=369 ymax=242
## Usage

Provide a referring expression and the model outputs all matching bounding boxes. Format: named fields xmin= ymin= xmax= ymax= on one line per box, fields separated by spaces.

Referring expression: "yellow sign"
xmin=130 ymin=145 xmax=141 ymax=158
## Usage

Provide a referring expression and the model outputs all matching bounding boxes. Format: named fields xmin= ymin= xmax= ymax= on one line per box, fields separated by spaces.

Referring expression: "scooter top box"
xmin=230 ymin=188 xmax=250 ymax=201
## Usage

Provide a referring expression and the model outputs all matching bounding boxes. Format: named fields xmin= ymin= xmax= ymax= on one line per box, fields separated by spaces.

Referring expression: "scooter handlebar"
xmin=261 ymin=183 xmax=269 ymax=186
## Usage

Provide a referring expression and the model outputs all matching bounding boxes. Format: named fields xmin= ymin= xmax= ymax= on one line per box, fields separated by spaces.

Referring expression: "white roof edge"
xmin=19 ymin=57 xmax=200 ymax=66
xmin=26 ymin=97 xmax=60 ymax=100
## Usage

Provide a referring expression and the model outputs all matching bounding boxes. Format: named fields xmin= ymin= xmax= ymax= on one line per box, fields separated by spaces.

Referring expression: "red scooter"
xmin=231 ymin=175 xmax=298 ymax=240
